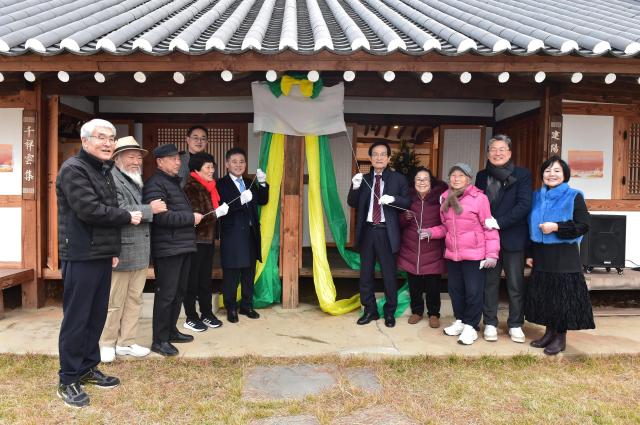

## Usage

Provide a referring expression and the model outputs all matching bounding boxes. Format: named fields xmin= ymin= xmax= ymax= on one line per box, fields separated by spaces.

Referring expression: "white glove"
xmin=215 ymin=202 xmax=229 ymax=218
xmin=418 ymin=229 xmax=431 ymax=240
xmin=351 ymin=173 xmax=363 ymax=189
xmin=480 ymin=258 xmax=498 ymax=269
xmin=256 ymin=168 xmax=267 ymax=184
xmin=240 ymin=189 xmax=253 ymax=205
xmin=378 ymin=194 xmax=395 ymax=205
xmin=485 ymin=217 xmax=500 ymax=230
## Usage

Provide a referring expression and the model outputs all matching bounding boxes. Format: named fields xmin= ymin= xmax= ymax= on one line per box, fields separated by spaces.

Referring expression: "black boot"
xmin=543 ymin=332 xmax=566 ymax=355
xmin=530 ymin=327 xmax=556 ymax=348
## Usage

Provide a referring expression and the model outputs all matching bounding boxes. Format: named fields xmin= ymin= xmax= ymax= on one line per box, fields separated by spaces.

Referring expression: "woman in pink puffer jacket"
xmin=425 ymin=163 xmax=500 ymax=346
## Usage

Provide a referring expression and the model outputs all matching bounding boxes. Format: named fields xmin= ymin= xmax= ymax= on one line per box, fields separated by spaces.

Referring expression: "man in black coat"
xmin=475 ymin=134 xmax=532 ymax=344
xmin=347 ymin=140 xmax=410 ymax=328
xmin=56 ymin=119 xmax=142 ymax=408
xmin=217 ymin=147 xmax=269 ymax=323
xmin=143 ymin=143 xmax=200 ymax=357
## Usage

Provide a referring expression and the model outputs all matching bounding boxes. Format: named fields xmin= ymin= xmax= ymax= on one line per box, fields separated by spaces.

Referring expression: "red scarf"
xmin=190 ymin=171 xmax=220 ymax=209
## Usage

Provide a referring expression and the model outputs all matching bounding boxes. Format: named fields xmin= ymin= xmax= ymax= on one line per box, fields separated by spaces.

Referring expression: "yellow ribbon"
xmin=305 ymin=135 xmax=361 ymax=315
xmin=254 ymin=133 xmax=285 ymax=282
xmin=281 ymin=75 xmax=314 ymax=98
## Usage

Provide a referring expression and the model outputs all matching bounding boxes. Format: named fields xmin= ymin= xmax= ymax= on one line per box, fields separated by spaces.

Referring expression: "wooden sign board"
xmin=22 ymin=110 xmax=37 ymax=200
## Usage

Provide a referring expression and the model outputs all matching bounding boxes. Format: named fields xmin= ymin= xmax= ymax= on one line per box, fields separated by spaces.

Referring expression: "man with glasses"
xmin=476 ymin=134 xmax=532 ymax=343
xmin=348 ymin=140 xmax=410 ymax=328
xmin=179 ymin=125 xmax=209 ymax=187
xmin=56 ymin=119 xmax=143 ymax=408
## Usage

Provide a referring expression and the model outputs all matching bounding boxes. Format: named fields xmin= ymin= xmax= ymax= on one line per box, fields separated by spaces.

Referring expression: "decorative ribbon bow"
xmin=280 ymin=75 xmax=314 ymax=98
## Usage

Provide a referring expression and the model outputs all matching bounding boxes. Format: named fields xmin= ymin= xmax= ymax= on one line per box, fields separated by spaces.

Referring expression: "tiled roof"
xmin=0 ymin=0 xmax=639 ymax=57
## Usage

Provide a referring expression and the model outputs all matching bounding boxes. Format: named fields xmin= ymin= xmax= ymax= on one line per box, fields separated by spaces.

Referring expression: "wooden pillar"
xmin=280 ymin=135 xmax=304 ymax=309
xmin=540 ymin=86 xmax=563 ymax=160
xmin=20 ymin=86 xmax=45 ymax=308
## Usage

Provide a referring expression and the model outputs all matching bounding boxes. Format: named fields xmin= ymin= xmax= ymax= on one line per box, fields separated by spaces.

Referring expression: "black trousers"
xmin=483 ymin=250 xmax=526 ymax=328
xmin=58 ymin=259 xmax=112 ymax=385
xmin=184 ymin=243 xmax=215 ymax=321
xmin=407 ymin=273 xmax=441 ymax=317
xmin=153 ymin=253 xmax=191 ymax=343
xmin=359 ymin=225 xmax=398 ymax=317
xmin=222 ymin=267 xmax=255 ymax=311
xmin=447 ymin=259 xmax=485 ymax=328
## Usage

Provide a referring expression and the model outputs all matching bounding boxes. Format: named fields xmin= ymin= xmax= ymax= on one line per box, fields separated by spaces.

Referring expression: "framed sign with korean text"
xmin=22 ymin=110 xmax=37 ymax=200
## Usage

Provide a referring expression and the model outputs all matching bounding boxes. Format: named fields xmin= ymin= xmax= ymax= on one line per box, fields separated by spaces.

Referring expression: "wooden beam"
xmin=585 ymin=199 xmax=640 ymax=211
xmin=46 ymin=96 xmax=59 ymax=273
xmin=397 ymin=126 xmax=406 ymax=140
xmin=383 ymin=125 xmax=391 ymax=139
xmin=563 ymin=102 xmax=640 ymax=116
xmin=21 ymin=86 xmax=44 ymax=308
xmin=0 ymin=195 xmax=21 ymax=208
xmin=1 ymin=51 xmax=639 ymax=74
xmin=281 ymin=135 xmax=304 ymax=309
xmin=611 ymin=117 xmax=626 ymax=200
xmin=374 ymin=125 xmax=382 ymax=136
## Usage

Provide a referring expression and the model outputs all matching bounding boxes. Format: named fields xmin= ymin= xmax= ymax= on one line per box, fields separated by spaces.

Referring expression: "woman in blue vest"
xmin=525 ymin=156 xmax=595 ymax=355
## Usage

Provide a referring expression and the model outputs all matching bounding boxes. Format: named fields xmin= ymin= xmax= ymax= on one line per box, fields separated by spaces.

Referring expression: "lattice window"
xmin=624 ymin=121 xmax=640 ymax=199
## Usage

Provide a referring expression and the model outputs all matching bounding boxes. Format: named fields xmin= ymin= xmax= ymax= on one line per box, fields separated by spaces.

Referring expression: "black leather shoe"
xmin=151 ymin=342 xmax=178 ymax=357
xmin=357 ymin=312 xmax=379 ymax=325
xmin=169 ymin=331 xmax=194 ymax=343
xmin=384 ymin=316 xmax=396 ymax=328
xmin=239 ymin=308 xmax=260 ymax=319
xmin=227 ymin=309 xmax=239 ymax=323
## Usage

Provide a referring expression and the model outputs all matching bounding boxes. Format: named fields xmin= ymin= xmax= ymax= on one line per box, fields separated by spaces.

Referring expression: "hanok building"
xmin=1 ymin=0 xmax=639 ymax=312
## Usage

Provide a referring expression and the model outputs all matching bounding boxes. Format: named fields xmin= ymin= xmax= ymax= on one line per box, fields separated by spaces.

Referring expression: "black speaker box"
xmin=580 ymin=214 xmax=626 ymax=273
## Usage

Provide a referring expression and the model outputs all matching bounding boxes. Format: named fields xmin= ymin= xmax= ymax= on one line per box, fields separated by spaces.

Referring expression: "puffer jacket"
xmin=183 ymin=175 xmax=217 ymax=243
xmin=428 ymin=184 xmax=500 ymax=261
xmin=142 ymin=169 xmax=197 ymax=258
xmin=56 ymin=149 xmax=131 ymax=261
xmin=397 ymin=180 xmax=447 ymax=275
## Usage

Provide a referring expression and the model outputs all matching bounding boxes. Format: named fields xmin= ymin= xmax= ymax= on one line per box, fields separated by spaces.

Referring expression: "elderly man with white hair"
xmin=99 ymin=136 xmax=167 ymax=363
xmin=56 ymin=119 xmax=143 ymax=408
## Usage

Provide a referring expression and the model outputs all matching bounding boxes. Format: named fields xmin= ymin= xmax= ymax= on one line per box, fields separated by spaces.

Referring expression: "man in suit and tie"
xmin=217 ymin=147 xmax=269 ymax=323
xmin=348 ymin=140 xmax=410 ymax=328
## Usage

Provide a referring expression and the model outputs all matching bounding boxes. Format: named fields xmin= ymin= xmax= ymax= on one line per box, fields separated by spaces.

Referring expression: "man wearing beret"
xmin=143 ymin=143 xmax=201 ymax=356
xmin=56 ymin=119 xmax=143 ymax=408
xmin=99 ymin=137 xmax=167 ymax=363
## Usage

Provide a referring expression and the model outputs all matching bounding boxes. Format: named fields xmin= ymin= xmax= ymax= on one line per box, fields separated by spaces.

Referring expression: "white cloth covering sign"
xmin=252 ymin=81 xmax=346 ymax=136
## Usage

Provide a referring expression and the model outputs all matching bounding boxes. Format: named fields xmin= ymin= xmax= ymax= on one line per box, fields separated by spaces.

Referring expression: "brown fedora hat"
xmin=112 ymin=136 xmax=148 ymax=158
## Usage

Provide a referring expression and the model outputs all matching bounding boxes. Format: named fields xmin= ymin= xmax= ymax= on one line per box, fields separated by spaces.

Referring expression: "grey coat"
xmin=112 ymin=166 xmax=153 ymax=271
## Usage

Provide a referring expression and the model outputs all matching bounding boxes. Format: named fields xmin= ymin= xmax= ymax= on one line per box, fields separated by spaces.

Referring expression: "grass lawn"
xmin=0 ymin=354 xmax=638 ymax=424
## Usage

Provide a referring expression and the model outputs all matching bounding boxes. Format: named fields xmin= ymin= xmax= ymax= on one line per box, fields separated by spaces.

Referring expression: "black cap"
xmin=153 ymin=143 xmax=179 ymax=158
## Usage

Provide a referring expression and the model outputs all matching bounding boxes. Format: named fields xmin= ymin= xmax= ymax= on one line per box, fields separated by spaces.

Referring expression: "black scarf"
xmin=485 ymin=159 xmax=516 ymax=203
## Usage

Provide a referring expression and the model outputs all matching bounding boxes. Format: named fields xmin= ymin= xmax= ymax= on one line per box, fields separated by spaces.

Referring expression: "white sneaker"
xmin=509 ymin=327 xmax=526 ymax=343
xmin=457 ymin=325 xmax=478 ymax=345
xmin=483 ymin=325 xmax=498 ymax=342
xmin=116 ymin=344 xmax=151 ymax=357
xmin=100 ymin=346 xmax=115 ymax=363
xmin=443 ymin=320 xmax=464 ymax=336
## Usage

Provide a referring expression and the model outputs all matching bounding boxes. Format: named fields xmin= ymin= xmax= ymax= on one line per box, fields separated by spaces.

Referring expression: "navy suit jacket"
xmin=217 ymin=174 xmax=269 ymax=268
xmin=475 ymin=165 xmax=532 ymax=252
xmin=347 ymin=168 xmax=410 ymax=254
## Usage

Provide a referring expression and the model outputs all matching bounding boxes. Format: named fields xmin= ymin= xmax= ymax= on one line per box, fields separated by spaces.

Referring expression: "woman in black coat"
xmin=525 ymin=156 xmax=595 ymax=355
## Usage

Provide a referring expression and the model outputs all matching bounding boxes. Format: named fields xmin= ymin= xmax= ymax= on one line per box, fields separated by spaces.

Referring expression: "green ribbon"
xmin=253 ymin=132 xmax=282 ymax=308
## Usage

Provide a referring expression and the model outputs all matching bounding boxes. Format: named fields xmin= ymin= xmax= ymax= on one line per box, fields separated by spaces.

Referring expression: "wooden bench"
xmin=0 ymin=268 xmax=34 ymax=319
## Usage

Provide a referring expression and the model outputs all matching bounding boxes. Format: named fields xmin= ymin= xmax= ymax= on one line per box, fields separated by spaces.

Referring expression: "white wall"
xmin=562 ymin=115 xmax=614 ymax=199
xmin=494 ymin=100 xmax=540 ymax=122
xmin=0 ymin=208 xmax=21 ymax=262
xmin=99 ymin=96 xmax=494 ymax=117
xmin=0 ymin=108 xmax=23 ymax=195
